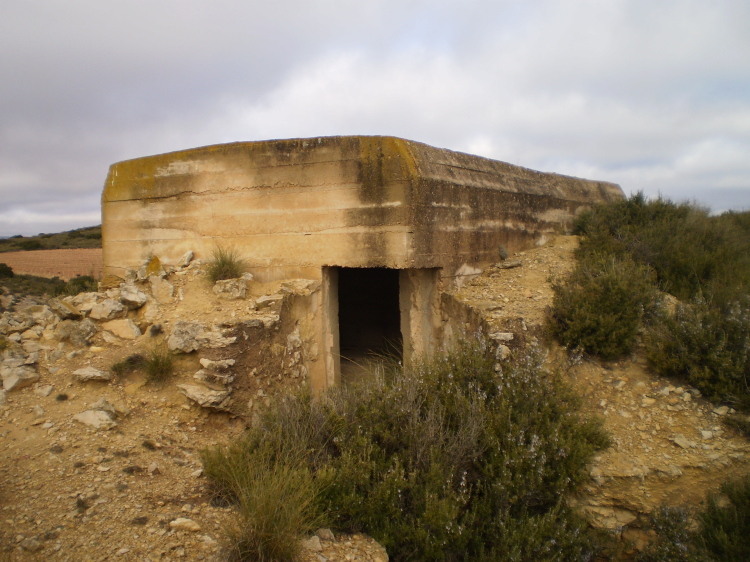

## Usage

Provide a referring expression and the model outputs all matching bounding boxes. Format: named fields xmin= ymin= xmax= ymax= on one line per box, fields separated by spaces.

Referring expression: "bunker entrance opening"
xmin=337 ymin=267 xmax=402 ymax=383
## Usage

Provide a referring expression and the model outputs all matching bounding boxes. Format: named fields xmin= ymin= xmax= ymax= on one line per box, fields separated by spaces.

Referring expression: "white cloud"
xmin=0 ymin=0 xmax=749 ymax=235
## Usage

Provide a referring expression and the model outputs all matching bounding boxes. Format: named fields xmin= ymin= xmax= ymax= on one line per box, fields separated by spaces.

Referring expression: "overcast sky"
xmin=1 ymin=0 xmax=748 ymax=236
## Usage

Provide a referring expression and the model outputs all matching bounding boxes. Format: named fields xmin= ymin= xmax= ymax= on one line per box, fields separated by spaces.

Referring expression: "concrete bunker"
xmin=101 ymin=135 xmax=623 ymax=392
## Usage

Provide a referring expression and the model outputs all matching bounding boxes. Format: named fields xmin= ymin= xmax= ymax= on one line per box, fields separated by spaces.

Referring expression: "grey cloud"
xmin=1 ymin=0 xmax=749 ymax=236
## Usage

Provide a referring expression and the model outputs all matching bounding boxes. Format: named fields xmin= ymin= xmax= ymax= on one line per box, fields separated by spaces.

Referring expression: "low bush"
xmin=0 ymin=273 xmax=97 ymax=298
xmin=207 ymin=247 xmax=246 ymax=283
xmin=0 ymin=263 xmax=14 ymax=278
xmin=549 ymin=254 xmax=659 ymax=359
xmin=203 ymin=343 xmax=609 ymax=561
xmin=144 ymin=346 xmax=174 ymax=383
xmin=640 ymin=475 xmax=750 ymax=561
xmin=697 ymin=474 xmax=750 ymax=561
xmin=636 ymin=507 xmax=694 ymax=562
xmin=59 ymin=275 xmax=98 ymax=296
xmin=574 ymin=193 xmax=750 ymax=308
xmin=110 ymin=348 xmax=174 ymax=383
xmin=202 ymin=447 xmax=322 ymax=562
xmin=645 ymin=299 xmax=750 ymax=409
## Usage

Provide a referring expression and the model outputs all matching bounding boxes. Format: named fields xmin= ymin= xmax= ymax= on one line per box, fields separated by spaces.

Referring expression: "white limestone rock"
xmin=1 ymin=365 xmax=39 ymax=391
xmin=199 ymin=358 xmax=235 ymax=370
xmin=169 ymin=517 xmax=201 ymax=532
xmin=178 ymin=251 xmax=194 ymax=268
xmin=73 ymin=409 xmax=117 ymax=430
xmin=102 ymin=318 xmax=142 ymax=340
xmin=49 ymin=298 xmax=83 ymax=320
xmin=54 ymin=318 xmax=97 ymax=346
xmin=167 ymin=321 xmax=236 ymax=353
xmin=255 ymin=294 xmax=283 ymax=310
xmin=73 ymin=367 xmax=112 ymax=382
xmin=178 ymin=384 xmax=231 ymax=410
xmin=89 ymin=299 xmax=125 ymax=321
xmin=149 ymin=276 xmax=175 ymax=304
xmin=119 ymin=283 xmax=148 ymax=309
xmin=212 ymin=278 xmax=247 ymax=300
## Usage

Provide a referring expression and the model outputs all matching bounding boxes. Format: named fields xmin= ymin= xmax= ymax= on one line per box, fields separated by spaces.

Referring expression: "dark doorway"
xmin=337 ymin=267 xmax=402 ymax=380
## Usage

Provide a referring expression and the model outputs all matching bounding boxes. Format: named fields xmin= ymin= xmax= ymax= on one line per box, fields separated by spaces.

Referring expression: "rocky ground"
xmin=1 ymin=236 xmax=748 ymax=560
xmin=452 ymin=235 xmax=750 ymax=554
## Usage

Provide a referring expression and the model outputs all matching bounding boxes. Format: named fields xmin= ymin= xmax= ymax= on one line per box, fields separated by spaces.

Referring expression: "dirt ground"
xmin=1 ymin=236 xmax=748 ymax=560
xmin=0 ymin=249 xmax=103 ymax=280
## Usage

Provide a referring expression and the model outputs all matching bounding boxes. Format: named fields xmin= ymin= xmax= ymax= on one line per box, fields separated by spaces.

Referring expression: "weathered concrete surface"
xmin=102 ymin=136 xmax=622 ymax=281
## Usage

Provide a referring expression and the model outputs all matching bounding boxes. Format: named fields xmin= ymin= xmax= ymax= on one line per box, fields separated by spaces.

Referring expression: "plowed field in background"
xmin=0 ymin=248 xmax=102 ymax=280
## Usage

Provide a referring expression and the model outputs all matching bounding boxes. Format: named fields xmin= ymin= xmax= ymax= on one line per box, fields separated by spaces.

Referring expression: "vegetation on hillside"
xmin=0 ymin=262 xmax=97 ymax=299
xmin=638 ymin=474 xmax=750 ymax=562
xmin=549 ymin=193 xmax=750 ymax=410
xmin=0 ymin=225 xmax=101 ymax=252
xmin=202 ymin=343 xmax=609 ymax=561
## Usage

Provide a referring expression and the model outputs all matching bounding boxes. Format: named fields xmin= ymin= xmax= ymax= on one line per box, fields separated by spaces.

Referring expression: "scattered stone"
xmin=713 ymin=406 xmax=730 ymax=416
xmin=54 ymin=318 xmax=97 ymax=346
xmin=178 ymin=251 xmax=194 ymax=268
xmin=1 ymin=366 xmax=39 ymax=391
xmin=489 ymin=332 xmax=514 ymax=342
xmin=199 ymin=358 xmax=235 ymax=370
xmin=255 ymin=294 xmax=284 ymax=310
xmin=73 ymin=367 xmax=112 ymax=382
xmin=701 ymin=430 xmax=713 ymax=440
xmin=301 ymin=535 xmax=323 ymax=552
xmin=316 ymin=528 xmax=335 ymax=541
xmin=19 ymin=537 xmax=43 ymax=552
xmin=149 ymin=276 xmax=175 ymax=304
xmin=0 ymin=389 xmax=5 ymax=405
xmin=34 ymin=384 xmax=54 ymax=397
xmin=178 ymin=384 xmax=231 ymax=410
xmin=167 ymin=321 xmax=236 ymax=353
xmin=641 ymin=397 xmax=656 ymax=407
xmin=212 ymin=278 xmax=247 ymax=300
xmin=48 ymin=298 xmax=82 ymax=320
xmin=90 ymin=397 xmax=118 ymax=417
xmin=494 ymin=259 xmax=522 ymax=269
xmin=89 ymin=298 xmax=125 ymax=321
xmin=169 ymin=518 xmax=201 ymax=532
xmin=147 ymin=462 xmax=160 ymax=475
xmin=671 ymin=434 xmax=696 ymax=449
xmin=73 ymin=409 xmax=117 ymax=430
xmin=101 ymin=318 xmax=142 ymax=340
xmin=119 ymin=284 xmax=148 ymax=309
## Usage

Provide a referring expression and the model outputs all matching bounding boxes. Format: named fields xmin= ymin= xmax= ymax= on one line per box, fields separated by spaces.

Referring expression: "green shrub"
xmin=637 ymin=507 xmax=695 ymax=562
xmin=0 ymin=263 xmax=14 ymax=278
xmin=202 ymin=447 xmax=322 ymax=561
xmin=203 ymin=343 xmax=609 ymax=561
xmin=723 ymin=414 xmax=750 ymax=438
xmin=19 ymin=239 xmax=43 ymax=250
xmin=549 ymin=254 xmax=659 ymax=359
xmin=575 ymin=193 xmax=750 ymax=307
xmin=59 ymin=275 xmax=98 ymax=296
xmin=645 ymin=299 xmax=750 ymax=409
xmin=144 ymin=346 xmax=174 ymax=383
xmin=207 ymin=247 xmax=246 ymax=283
xmin=697 ymin=475 xmax=750 ymax=561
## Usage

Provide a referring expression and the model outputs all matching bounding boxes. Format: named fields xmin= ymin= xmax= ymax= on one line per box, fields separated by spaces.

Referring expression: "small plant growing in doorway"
xmin=207 ymin=247 xmax=246 ymax=283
